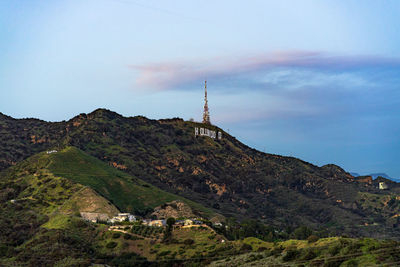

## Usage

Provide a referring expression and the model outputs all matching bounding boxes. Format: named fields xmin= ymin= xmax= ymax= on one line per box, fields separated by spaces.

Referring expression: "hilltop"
xmin=1 ymin=109 xmax=400 ymax=240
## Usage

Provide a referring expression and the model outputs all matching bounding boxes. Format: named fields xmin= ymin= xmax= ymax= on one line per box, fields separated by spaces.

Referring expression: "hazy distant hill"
xmin=351 ymin=172 xmax=399 ymax=182
xmin=1 ymin=109 xmax=400 ymax=240
xmin=368 ymin=173 xmax=400 ymax=182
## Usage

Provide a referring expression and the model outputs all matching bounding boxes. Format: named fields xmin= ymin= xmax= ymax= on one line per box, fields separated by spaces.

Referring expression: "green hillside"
xmin=1 ymin=109 xmax=400 ymax=240
xmin=1 ymin=110 xmax=400 ymax=265
xmin=0 ymin=146 xmax=217 ymax=266
xmin=47 ymin=146 xmax=217 ymax=218
xmin=208 ymin=237 xmax=400 ymax=267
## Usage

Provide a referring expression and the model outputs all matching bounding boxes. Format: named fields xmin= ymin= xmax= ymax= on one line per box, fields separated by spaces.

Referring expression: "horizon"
xmin=1 ymin=0 xmax=400 ymax=177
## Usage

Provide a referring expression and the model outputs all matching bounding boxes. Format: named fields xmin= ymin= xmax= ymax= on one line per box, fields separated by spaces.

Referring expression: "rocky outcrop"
xmin=151 ymin=200 xmax=196 ymax=219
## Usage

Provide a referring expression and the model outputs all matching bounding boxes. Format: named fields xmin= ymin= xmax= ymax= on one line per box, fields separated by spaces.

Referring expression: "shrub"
xmin=323 ymin=259 xmax=346 ymax=267
xmin=302 ymin=249 xmax=317 ymax=260
xmin=112 ymin=232 xmax=121 ymax=239
xmin=106 ymin=241 xmax=118 ymax=249
xmin=158 ymin=250 xmax=171 ymax=257
xmin=328 ymin=245 xmax=341 ymax=256
xmin=166 ymin=217 xmax=176 ymax=227
xmin=272 ymin=246 xmax=283 ymax=257
xmin=240 ymin=243 xmax=252 ymax=252
xmin=183 ymin=239 xmax=195 ymax=245
xmin=307 ymin=235 xmax=319 ymax=243
xmin=123 ymin=233 xmax=131 ymax=240
xmin=282 ymin=248 xmax=300 ymax=262
xmin=292 ymin=226 xmax=313 ymax=240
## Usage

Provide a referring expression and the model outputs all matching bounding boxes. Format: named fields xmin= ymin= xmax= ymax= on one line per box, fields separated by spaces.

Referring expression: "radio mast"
xmin=202 ymin=80 xmax=210 ymax=124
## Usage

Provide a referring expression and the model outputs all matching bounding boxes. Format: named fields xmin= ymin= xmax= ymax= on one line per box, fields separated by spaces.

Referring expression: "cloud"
xmin=130 ymin=51 xmax=400 ymax=90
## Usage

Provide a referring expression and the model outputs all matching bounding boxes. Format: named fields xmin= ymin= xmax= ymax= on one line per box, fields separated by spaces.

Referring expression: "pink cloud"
xmin=130 ymin=51 xmax=400 ymax=90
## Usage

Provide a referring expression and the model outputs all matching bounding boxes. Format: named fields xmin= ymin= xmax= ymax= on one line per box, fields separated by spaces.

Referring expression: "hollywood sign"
xmin=195 ymin=127 xmax=222 ymax=140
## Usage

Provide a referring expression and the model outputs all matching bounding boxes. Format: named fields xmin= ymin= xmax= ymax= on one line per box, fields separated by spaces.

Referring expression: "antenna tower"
xmin=202 ymin=80 xmax=210 ymax=124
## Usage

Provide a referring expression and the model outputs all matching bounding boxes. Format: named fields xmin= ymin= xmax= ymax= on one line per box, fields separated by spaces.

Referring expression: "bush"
xmin=282 ymin=248 xmax=300 ymax=262
xmin=123 ymin=233 xmax=131 ymax=240
xmin=106 ymin=241 xmax=118 ymax=249
xmin=158 ymin=250 xmax=171 ymax=257
xmin=342 ymin=259 xmax=358 ymax=267
xmin=292 ymin=226 xmax=313 ymax=240
xmin=183 ymin=239 xmax=194 ymax=246
xmin=166 ymin=217 xmax=175 ymax=227
xmin=307 ymin=235 xmax=319 ymax=243
xmin=302 ymin=249 xmax=317 ymax=260
xmin=240 ymin=243 xmax=252 ymax=252
xmin=112 ymin=232 xmax=121 ymax=239
xmin=272 ymin=246 xmax=283 ymax=257
xmin=328 ymin=245 xmax=341 ymax=256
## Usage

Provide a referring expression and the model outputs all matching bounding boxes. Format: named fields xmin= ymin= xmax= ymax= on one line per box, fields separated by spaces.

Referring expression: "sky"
xmin=1 ymin=0 xmax=400 ymax=177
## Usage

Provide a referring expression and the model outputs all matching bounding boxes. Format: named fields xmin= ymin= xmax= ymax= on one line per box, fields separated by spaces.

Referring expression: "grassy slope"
xmin=100 ymin=226 xmax=231 ymax=262
xmin=0 ymin=151 xmax=110 ymax=265
xmin=209 ymin=237 xmax=400 ymax=267
xmin=47 ymin=146 xmax=217 ymax=218
xmin=1 ymin=147 xmax=400 ymax=266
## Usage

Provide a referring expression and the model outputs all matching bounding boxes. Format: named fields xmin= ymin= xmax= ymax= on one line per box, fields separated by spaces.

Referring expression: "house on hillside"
xmin=109 ymin=213 xmax=136 ymax=223
xmin=142 ymin=219 xmax=165 ymax=227
xmin=184 ymin=219 xmax=194 ymax=226
xmin=379 ymin=182 xmax=389 ymax=190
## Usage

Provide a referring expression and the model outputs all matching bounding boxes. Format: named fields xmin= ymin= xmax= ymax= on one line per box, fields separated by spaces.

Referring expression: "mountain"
xmin=1 ymin=109 xmax=400 ymax=240
xmin=368 ymin=173 xmax=400 ymax=182
xmin=351 ymin=172 xmax=400 ymax=183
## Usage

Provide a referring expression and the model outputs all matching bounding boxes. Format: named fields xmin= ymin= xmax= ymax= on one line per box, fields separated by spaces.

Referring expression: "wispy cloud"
xmin=130 ymin=51 xmax=400 ymax=90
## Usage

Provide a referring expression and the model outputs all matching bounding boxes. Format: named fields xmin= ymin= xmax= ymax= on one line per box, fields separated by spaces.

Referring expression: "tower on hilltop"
xmin=202 ymin=80 xmax=210 ymax=124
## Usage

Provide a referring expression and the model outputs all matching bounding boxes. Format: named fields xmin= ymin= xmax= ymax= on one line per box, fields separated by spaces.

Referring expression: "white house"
xmin=109 ymin=213 xmax=136 ymax=223
xmin=379 ymin=182 xmax=388 ymax=190
xmin=142 ymin=219 xmax=165 ymax=227
xmin=184 ymin=219 xmax=194 ymax=226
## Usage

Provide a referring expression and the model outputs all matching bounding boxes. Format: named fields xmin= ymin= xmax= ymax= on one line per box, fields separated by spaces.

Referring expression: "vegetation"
xmin=1 ymin=109 xmax=399 ymax=240
xmin=48 ymin=146 xmax=216 ymax=217
xmin=1 ymin=109 xmax=400 ymax=265
xmin=209 ymin=237 xmax=400 ymax=267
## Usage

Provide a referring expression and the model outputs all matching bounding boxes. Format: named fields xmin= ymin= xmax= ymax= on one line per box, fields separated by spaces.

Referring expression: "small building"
xmin=110 ymin=213 xmax=136 ymax=223
xmin=184 ymin=219 xmax=194 ymax=226
xmin=149 ymin=220 xmax=165 ymax=227
xmin=379 ymin=182 xmax=388 ymax=190
xmin=142 ymin=219 xmax=165 ymax=227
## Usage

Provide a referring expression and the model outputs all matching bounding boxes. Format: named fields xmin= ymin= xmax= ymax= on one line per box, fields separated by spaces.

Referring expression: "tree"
xmin=163 ymin=217 xmax=176 ymax=243
xmin=166 ymin=217 xmax=176 ymax=228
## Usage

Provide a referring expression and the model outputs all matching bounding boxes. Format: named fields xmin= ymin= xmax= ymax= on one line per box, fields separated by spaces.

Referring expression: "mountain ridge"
xmin=1 ymin=109 xmax=400 ymax=240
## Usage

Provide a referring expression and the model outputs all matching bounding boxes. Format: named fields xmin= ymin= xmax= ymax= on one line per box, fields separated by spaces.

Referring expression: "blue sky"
xmin=1 ymin=0 xmax=400 ymax=177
